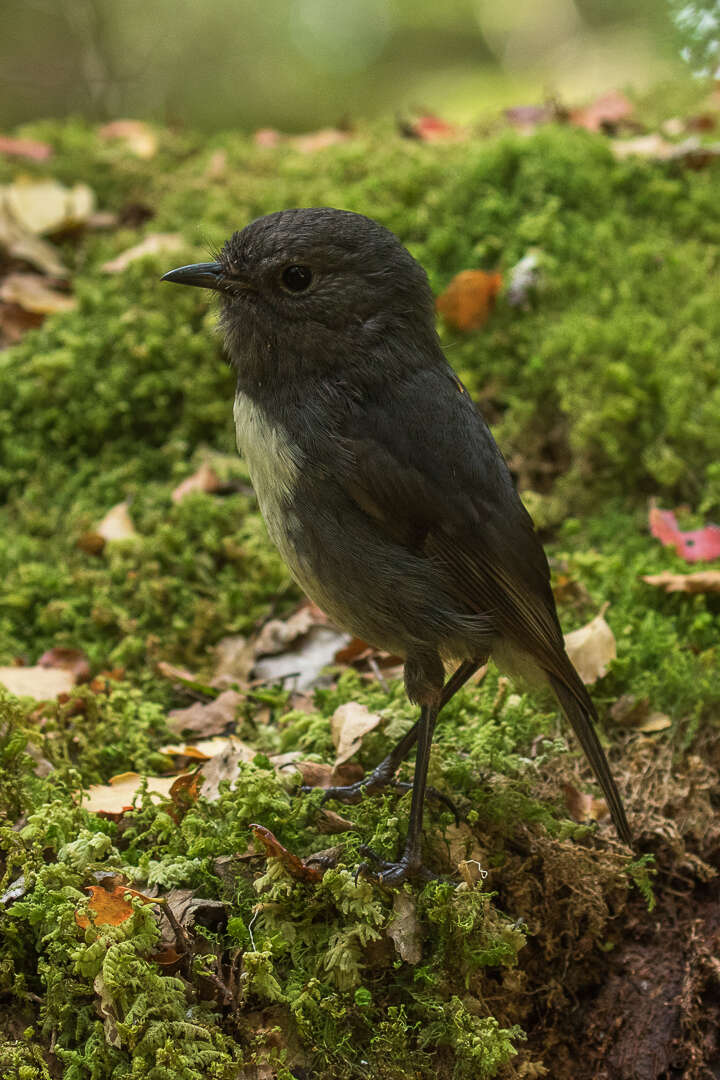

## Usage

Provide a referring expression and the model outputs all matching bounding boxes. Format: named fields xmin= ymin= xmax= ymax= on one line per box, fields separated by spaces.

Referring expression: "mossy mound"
xmin=1 ymin=99 xmax=719 ymax=1079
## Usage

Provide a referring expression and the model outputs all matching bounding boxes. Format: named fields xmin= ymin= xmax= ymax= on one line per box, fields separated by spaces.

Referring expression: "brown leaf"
xmin=0 ymin=273 xmax=76 ymax=315
xmin=254 ymin=607 xmax=322 ymax=656
xmin=387 ymin=891 xmax=422 ymax=963
xmin=211 ymin=635 xmax=255 ymax=689
xmin=250 ymin=824 xmax=324 ymax=883
xmin=169 ymin=771 xmax=201 ymax=809
xmin=197 ymin=739 xmax=258 ymax=802
xmin=0 ymin=136 xmax=53 ymax=161
xmin=156 ymin=660 xmax=201 ymax=684
xmin=82 ymin=771 xmax=188 ymax=818
xmin=171 ymin=462 xmax=222 ymax=503
xmin=167 ymin=688 xmax=243 ymax=737
xmin=99 ymin=120 xmax=158 ymax=159
xmin=316 ymin=809 xmax=354 ymax=834
xmin=642 ymin=570 xmax=720 ymax=595
xmin=1 ymin=178 xmax=95 ymax=234
xmin=563 ymin=610 xmax=616 ymax=685
xmin=0 ymin=301 xmax=44 ymax=345
xmin=436 ymin=270 xmax=503 ymax=331
xmin=75 ymin=881 xmax=156 ymax=929
xmin=504 ymin=104 xmax=551 ymax=133
xmin=0 ymin=663 xmax=75 ymax=700
xmin=0 ymin=204 xmax=67 ymax=275
xmin=570 ymin=90 xmax=633 ymax=132
xmin=330 ymin=702 xmax=382 ymax=767
xmin=290 ymin=760 xmax=364 ymax=788
xmin=609 ymin=693 xmax=672 ymax=733
xmin=561 ymin=782 xmax=609 ymax=825
xmin=102 ymin=233 xmax=183 ymax=273
xmin=38 ymin=646 xmax=90 ymax=683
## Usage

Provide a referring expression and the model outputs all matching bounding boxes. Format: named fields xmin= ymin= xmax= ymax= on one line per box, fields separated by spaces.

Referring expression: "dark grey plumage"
xmin=163 ymin=207 xmax=632 ymax=882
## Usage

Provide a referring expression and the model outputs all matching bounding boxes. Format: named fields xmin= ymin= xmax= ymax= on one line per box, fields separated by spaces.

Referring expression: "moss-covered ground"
xmin=1 ymin=91 xmax=719 ymax=1078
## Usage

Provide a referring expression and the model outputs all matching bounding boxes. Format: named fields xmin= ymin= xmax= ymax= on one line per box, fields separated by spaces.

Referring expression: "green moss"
xmin=1 ymin=96 xmax=719 ymax=1078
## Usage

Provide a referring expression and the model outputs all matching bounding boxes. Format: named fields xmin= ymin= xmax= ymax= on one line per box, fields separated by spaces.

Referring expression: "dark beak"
xmin=161 ymin=261 xmax=224 ymax=290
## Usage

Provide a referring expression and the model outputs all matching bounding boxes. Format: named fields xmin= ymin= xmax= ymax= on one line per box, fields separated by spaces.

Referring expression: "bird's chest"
xmin=233 ymin=391 xmax=304 ymax=564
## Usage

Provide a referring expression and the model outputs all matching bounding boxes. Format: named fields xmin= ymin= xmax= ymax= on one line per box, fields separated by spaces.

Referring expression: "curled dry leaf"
xmin=289 ymin=760 xmax=364 ymax=788
xmin=254 ymin=607 xmax=322 ymax=656
xmin=1 ymin=178 xmax=95 ymax=235
xmin=99 ymin=119 xmax=158 ymax=159
xmin=609 ymin=693 xmax=672 ymax=734
xmin=75 ymin=880 xmax=156 ymax=929
xmin=82 ymin=771 xmax=189 ymax=818
xmin=564 ymin=610 xmax=616 ymax=685
xmin=0 ymin=204 xmax=67 ymax=276
xmin=648 ymin=504 xmax=720 ymax=563
xmin=642 ymin=570 xmax=720 ymax=594
xmin=561 ymin=782 xmax=609 ymax=826
xmin=171 ymin=462 xmax=222 ymax=503
xmin=316 ymin=809 xmax=354 ymax=835
xmin=197 ymin=739 xmax=259 ymax=802
xmin=253 ymin=623 xmax=350 ymax=692
xmin=102 ymin=232 xmax=183 ymax=273
xmin=250 ymin=824 xmax=324 ymax=883
xmin=0 ymin=272 xmax=76 ymax=315
xmin=167 ymin=688 xmax=243 ymax=737
xmin=436 ymin=269 xmax=503 ymax=331
xmin=387 ymin=891 xmax=422 ymax=964
xmin=330 ymin=701 xmax=382 ymax=768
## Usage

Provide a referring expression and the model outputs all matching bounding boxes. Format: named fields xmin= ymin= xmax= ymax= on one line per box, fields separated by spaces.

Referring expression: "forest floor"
xmin=1 ymin=85 xmax=720 ymax=1079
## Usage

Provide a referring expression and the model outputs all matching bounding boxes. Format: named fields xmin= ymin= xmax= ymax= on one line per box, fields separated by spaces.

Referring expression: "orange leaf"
xmin=249 ymin=824 xmax=324 ymax=883
xmin=75 ymin=882 xmax=155 ymax=929
xmin=436 ymin=270 xmax=502 ymax=331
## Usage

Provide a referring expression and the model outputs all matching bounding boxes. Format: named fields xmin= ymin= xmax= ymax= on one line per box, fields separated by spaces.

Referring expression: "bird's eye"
xmin=280 ymin=265 xmax=313 ymax=293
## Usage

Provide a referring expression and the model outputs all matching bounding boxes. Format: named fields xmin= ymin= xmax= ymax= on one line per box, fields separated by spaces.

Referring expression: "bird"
xmin=162 ymin=207 xmax=632 ymax=884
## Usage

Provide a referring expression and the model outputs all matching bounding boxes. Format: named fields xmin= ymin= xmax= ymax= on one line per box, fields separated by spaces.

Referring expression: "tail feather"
xmin=549 ymin=670 xmax=632 ymax=847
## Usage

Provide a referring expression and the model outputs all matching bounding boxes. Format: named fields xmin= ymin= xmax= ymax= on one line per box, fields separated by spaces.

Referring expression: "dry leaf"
xmin=404 ymin=113 xmax=462 ymax=142
xmin=249 ymin=824 xmax=324 ymax=883
xmin=289 ymin=760 xmax=364 ymax=788
xmin=96 ymin=500 xmax=138 ymax=542
xmin=0 ymin=272 xmax=76 ymax=315
xmin=316 ymin=809 xmax=354 ymax=834
xmin=167 ymin=688 xmax=243 ymax=737
xmin=253 ymin=623 xmax=350 ymax=692
xmin=211 ymin=635 xmax=255 ymax=689
xmin=102 ymin=233 xmax=183 ymax=273
xmin=0 ymin=204 xmax=67 ymax=275
xmin=254 ymin=607 xmax=321 ymax=655
xmin=561 ymin=782 xmax=609 ymax=825
xmin=156 ymin=660 xmax=201 ymax=684
xmin=171 ymin=462 xmax=222 ymax=503
xmin=436 ymin=270 xmax=503 ymax=331
xmin=0 ymin=136 xmax=52 ymax=160
xmin=0 ymin=665 xmax=75 ymax=699
xmin=387 ymin=891 xmax=422 ymax=963
xmin=609 ymin=693 xmax=671 ymax=733
xmin=642 ymin=570 xmax=720 ymax=594
xmin=612 ymin=134 xmax=720 ymax=167
xmin=291 ymin=128 xmax=349 ymax=153
xmin=75 ymin=881 xmax=155 ymax=929
xmin=38 ymin=646 xmax=90 ymax=683
xmin=504 ymin=104 xmax=551 ymax=133
xmin=82 ymin=771 xmax=188 ymax=817
xmin=1 ymin=178 xmax=95 ymax=235
xmin=564 ymin=610 xmax=616 ymax=684
xmin=443 ymin=823 xmax=487 ymax=870
xmin=330 ymin=702 xmax=382 ymax=767
xmin=570 ymin=90 xmax=633 ymax=132
xmin=0 ymin=301 xmax=44 ymax=344
xmin=197 ymin=739 xmax=258 ymax=801
xmin=648 ymin=504 xmax=720 ymax=563
xmin=99 ymin=120 xmax=158 ymax=158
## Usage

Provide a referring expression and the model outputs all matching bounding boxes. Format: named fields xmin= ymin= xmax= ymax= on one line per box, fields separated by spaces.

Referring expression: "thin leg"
xmin=312 ymin=657 xmax=484 ymax=805
xmin=359 ymin=703 xmax=439 ymax=884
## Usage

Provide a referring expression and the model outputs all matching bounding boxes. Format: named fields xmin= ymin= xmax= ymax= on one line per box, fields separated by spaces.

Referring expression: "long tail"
xmin=549 ymin=669 xmax=633 ymax=847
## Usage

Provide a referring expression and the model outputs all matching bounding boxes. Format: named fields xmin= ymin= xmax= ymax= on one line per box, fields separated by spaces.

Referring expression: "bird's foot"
xmin=301 ymin=769 xmax=395 ymax=806
xmin=390 ymin=781 xmax=461 ymax=823
xmin=355 ymin=844 xmax=437 ymax=886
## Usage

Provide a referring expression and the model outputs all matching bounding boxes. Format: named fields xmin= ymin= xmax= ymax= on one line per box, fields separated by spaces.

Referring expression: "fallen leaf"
xmin=648 ymin=504 xmax=720 ymax=563
xmin=563 ymin=610 xmax=616 ymax=684
xmin=0 ymin=272 xmax=76 ymax=315
xmin=387 ymin=891 xmax=422 ymax=963
xmin=102 ymin=233 xmax=183 ymax=273
xmin=0 ymin=136 xmax=52 ymax=160
xmin=0 ymin=301 xmax=44 ymax=345
xmin=642 ymin=570 xmax=720 ymax=594
xmin=506 ymin=252 xmax=541 ymax=308
xmin=0 ymin=204 xmax=67 ymax=275
xmin=99 ymin=119 xmax=158 ymax=159
xmin=403 ymin=113 xmax=462 ymax=142
xmin=160 ymin=735 xmax=246 ymax=760
xmin=249 ymin=824 xmax=324 ymax=883
xmin=0 ymin=665 xmax=75 ymax=699
xmin=504 ymin=104 xmax=551 ymax=133
xmin=289 ymin=760 xmax=364 ymax=788
xmin=442 ymin=823 xmax=487 ymax=870
xmin=82 ymin=771 xmax=189 ymax=817
xmin=93 ymin=972 xmax=121 ymax=1046
xmin=156 ymin=660 xmax=202 ymax=684
xmin=171 ymin=462 xmax=222 ymax=503
xmin=570 ymin=90 xmax=633 ymax=132
xmin=436 ymin=270 xmax=503 ymax=331
xmin=609 ymin=693 xmax=672 ymax=733
xmin=254 ymin=128 xmax=282 ymax=148
xmin=1 ymin=178 xmax=95 ymax=235
xmin=211 ymin=635 xmax=255 ymax=689
xmin=75 ymin=881 xmax=156 ymax=929
xmin=197 ymin=740 xmax=259 ymax=801
xmin=291 ymin=128 xmax=349 ymax=153
xmin=254 ymin=607 xmax=323 ymax=656
xmin=457 ymin=859 xmax=488 ymax=889
xmin=96 ymin=500 xmax=138 ymax=543
xmin=611 ymin=134 xmax=720 ymax=167
xmin=330 ymin=702 xmax=382 ymax=767
xmin=38 ymin=646 xmax=90 ymax=682
xmin=316 ymin=809 xmax=354 ymax=834
xmin=167 ymin=688 xmax=243 ymax=737
xmin=169 ymin=771 xmax=202 ymax=811
xmin=253 ymin=623 xmax=350 ymax=692
xmin=561 ymin=782 xmax=609 ymax=825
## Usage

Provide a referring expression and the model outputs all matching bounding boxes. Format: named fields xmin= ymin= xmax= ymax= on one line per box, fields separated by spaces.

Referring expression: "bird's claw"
xmin=354 ymin=844 xmax=438 ymax=886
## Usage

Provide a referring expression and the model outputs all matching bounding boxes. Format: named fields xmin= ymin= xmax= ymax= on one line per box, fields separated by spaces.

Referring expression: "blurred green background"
xmin=0 ymin=0 xmax=689 ymax=131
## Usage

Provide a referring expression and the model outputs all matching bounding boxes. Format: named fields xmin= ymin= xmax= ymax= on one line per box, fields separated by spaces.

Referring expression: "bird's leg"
xmin=359 ymin=700 xmax=440 ymax=885
xmin=313 ymin=657 xmax=483 ymax=806
xmin=357 ymin=652 xmax=444 ymax=885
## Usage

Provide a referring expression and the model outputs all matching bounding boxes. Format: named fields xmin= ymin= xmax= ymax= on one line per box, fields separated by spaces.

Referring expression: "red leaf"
xmin=649 ymin=505 xmax=720 ymax=563
xmin=249 ymin=824 xmax=324 ymax=883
